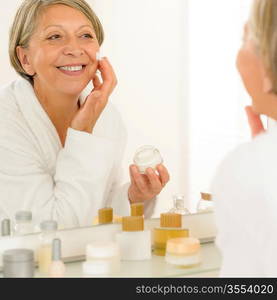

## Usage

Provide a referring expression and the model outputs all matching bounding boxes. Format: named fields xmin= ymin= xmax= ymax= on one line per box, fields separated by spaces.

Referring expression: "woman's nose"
xmin=63 ymin=39 xmax=84 ymax=57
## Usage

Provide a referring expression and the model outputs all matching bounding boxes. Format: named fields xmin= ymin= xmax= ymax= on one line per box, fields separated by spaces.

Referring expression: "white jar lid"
xmin=133 ymin=145 xmax=163 ymax=171
xmin=86 ymin=241 xmax=120 ymax=259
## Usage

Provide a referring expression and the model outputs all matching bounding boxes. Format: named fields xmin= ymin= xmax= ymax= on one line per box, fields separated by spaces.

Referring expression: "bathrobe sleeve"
xmin=211 ymin=134 xmax=277 ymax=277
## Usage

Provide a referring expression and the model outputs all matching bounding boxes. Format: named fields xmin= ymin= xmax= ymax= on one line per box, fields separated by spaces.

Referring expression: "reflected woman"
xmin=0 ymin=0 xmax=170 ymax=229
xmin=212 ymin=0 xmax=277 ymax=276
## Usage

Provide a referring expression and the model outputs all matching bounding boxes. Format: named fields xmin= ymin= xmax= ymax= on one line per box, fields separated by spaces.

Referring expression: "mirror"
xmin=0 ymin=0 xmax=252 ymax=237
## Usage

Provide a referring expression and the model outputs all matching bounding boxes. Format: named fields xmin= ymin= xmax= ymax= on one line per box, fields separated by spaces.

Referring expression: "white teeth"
xmin=59 ymin=65 xmax=83 ymax=71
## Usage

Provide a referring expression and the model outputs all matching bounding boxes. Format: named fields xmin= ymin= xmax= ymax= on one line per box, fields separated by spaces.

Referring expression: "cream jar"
xmin=82 ymin=241 xmax=120 ymax=276
xmin=165 ymin=237 xmax=201 ymax=267
xmin=133 ymin=145 xmax=163 ymax=174
xmin=3 ymin=249 xmax=35 ymax=278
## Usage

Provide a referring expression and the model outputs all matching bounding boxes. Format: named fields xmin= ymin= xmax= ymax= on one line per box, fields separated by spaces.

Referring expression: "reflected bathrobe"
xmin=211 ymin=125 xmax=277 ymax=277
xmin=0 ymin=79 xmax=155 ymax=229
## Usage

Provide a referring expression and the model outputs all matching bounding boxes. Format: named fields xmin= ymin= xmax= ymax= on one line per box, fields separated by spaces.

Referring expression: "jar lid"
xmin=1 ymin=219 xmax=11 ymax=236
xmin=3 ymin=249 xmax=34 ymax=262
xmin=86 ymin=241 xmax=120 ymax=258
xmin=133 ymin=145 xmax=163 ymax=168
xmin=52 ymin=238 xmax=62 ymax=261
xmin=166 ymin=237 xmax=200 ymax=255
xmin=122 ymin=216 xmax=144 ymax=231
xmin=40 ymin=220 xmax=58 ymax=231
xmin=98 ymin=207 xmax=113 ymax=224
xmin=201 ymin=192 xmax=212 ymax=201
xmin=131 ymin=202 xmax=144 ymax=217
xmin=160 ymin=213 xmax=182 ymax=228
xmin=15 ymin=211 xmax=32 ymax=221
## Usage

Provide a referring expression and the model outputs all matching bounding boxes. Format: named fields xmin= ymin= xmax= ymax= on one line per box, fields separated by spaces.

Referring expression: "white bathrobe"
xmin=0 ymin=78 xmax=155 ymax=230
xmin=211 ymin=125 xmax=277 ymax=277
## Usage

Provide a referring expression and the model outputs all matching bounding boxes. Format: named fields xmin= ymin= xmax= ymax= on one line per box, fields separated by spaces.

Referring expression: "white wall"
xmin=0 ymin=0 xmax=189 ymax=216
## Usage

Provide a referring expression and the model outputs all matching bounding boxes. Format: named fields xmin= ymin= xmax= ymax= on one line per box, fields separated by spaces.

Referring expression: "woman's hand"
xmin=70 ymin=57 xmax=117 ymax=133
xmin=128 ymin=164 xmax=170 ymax=203
xmin=245 ymin=105 xmax=265 ymax=138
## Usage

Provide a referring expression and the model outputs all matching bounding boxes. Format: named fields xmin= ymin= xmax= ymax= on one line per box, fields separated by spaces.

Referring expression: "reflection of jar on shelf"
xmin=169 ymin=194 xmax=190 ymax=215
xmin=38 ymin=220 xmax=58 ymax=275
xmin=14 ymin=211 xmax=34 ymax=236
xmin=133 ymin=145 xmax=163 ymax=174
xmin=196 ymin=192 xmax=214 ymax=213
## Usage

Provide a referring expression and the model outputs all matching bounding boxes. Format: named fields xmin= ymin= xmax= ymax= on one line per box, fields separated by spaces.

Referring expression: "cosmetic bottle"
xmin=196 ymin=192 xmax=214 ymax=213
xmin=116 ymin=216 xmax=151 ymax=260
xmin=3 ymin=249 xmax=34 ymax=278
xmin=48 ymin=238 xmax=66 ymax=278
xmin=133 ymin=145 xmax=163 ymax=174
xmin=13 ymin=210 xmax=34 ymax=235
xmin=153 ymin=213 xmax=189 ymax=256
xmin=165 ymin=237 xmax=201 ymax=268
xmin=38 ymin=220 xmax=58 ymax=275
xmin=169 ymin=194 xmax=190 ymax=215
xmin=82 ymin=241 xmax=120 ymax=276
xmin=130 ymin=202 xmax=144 ymax=217
xmin=98 ymin=207 xmax=113 ymax=225
xmin=1 ymin=219 xmax=11 ymax=236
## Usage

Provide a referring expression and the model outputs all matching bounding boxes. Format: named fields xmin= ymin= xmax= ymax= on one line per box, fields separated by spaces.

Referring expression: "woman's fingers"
xmin=98 ymin=57 xmax=117 ymax=95
xmin=93 ymin=72 xmax=102 ymax=90
xmin=245 ymin=105 xmax=265 ymax=137
xmin=129 ymin=165 xmax=148 ymax=193
xmin=145 ymin=168 xmax=162 ymax=194
xmin=156 ymin=164 xmax=170 ymax=187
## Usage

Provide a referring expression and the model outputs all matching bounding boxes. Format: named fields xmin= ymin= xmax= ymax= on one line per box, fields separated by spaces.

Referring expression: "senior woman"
xmin=212 ymin=0 xmax=277 ymax=277
xmin=0 ymin=0 xmax=170 ymax=229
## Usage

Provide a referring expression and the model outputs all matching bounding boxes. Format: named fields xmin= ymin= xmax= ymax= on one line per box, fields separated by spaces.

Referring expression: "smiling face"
xmin=17 ymin=4 xmax=100 ymax=96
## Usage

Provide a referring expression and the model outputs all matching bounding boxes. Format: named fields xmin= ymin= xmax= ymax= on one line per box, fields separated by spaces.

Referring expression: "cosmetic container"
xmin=48 ymin=238 xmax=66 ymax=278
xmin=38 ymin=220 xmax=58 ymax=275
xmin=98 ymin=207 xmax=113 ymax=225
xmin=13 ymin=210 xmax=34 ymax=235
xmin=116 ymin=216 xmax=151 ymax=260
xmin=3 ymin=249 xmax=34 ymax=278
xmin=130 ymin=202 xmax=144 ymax=217
xmin=82 ymin=241 xmax=120 ymax=276
xmin=169 ymin=194 xmax=190 ymax=215
xmin=196 ymin=192 xmax=214 ymax=213
xmin=165 ymin=237 xmax=201 ymax=267
xmin=1 ymin=219 xmax=11 ymax=236
xmin=133 ymin=145 xmax=163 ymax=174
xmin=153 ymin=213 xmax=189 ymax=256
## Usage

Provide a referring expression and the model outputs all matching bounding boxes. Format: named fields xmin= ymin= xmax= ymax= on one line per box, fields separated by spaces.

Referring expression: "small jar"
xmin=116 ymin=216 xmax=151 ymax=260
xmin=130 ymin=202 xmax=144 ymax=217
xmin=38 ymin=220 xmax=58 ymax=275
xmin=14 ymin=211 xmax=34 ymax=235
xmin=82 ymin=241 xmax=120 ymax=276
xmin=197 ymin=192 xmax=214 ymax=213
xmin=48 ymin=238 xmax=66 ymax=278
xmin=3 ymin=249 xmax=34 ymax=278
xmin=98 ymin=207 xmax=113 ymax=225
xmin=133 ymin=145 xmax=163 ymax=174
xmin=169 ymin=194 xmax=190 ymax=215
xmin=1 ymin=219 xmax=11 ymax=236
xmin=153 ymin=213 xmax=189 ymax=256
xmin=165 ymin=237 xmax=201 ymax=267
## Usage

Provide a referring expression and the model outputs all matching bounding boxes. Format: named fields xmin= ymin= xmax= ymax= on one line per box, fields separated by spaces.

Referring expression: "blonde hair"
xmin=249 ymin=0 xmax=277 ymax=93
xmin=9 ymin=0 xmax=104 ymax=83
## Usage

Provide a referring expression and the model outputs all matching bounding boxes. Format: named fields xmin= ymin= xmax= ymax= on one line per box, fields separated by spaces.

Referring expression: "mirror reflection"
xmin=0 ymin=0 xmax=251 ymax=238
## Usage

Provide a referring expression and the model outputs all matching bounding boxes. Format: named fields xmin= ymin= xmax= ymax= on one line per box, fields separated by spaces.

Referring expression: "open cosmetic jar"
xmin=133 ymin=145 xmax=163 ymax=174
xmin=165 ymin=237 xmax=201 ymax=268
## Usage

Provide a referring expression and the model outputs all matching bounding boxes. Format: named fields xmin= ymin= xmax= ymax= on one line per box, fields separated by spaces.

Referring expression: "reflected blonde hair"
xmin=249 ymin=0 xmax=277 ymax=93
xmin=9 ymin=0 xmax=104 ymax=83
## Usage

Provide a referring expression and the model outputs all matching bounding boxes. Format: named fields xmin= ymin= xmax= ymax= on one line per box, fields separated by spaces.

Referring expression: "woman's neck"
xmin=33 ymin=81 xmax=79 ymax=146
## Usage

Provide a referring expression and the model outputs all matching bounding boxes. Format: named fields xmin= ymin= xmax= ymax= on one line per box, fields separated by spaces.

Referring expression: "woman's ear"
xmin=262 ymin=76 xmax=273 ymax=93
xmin=16 ymin=46 xmax=36 ymax=76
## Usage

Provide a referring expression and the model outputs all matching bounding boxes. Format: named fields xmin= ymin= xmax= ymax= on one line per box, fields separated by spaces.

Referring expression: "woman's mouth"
xmin=57 ymin=65 xmax=87 ymax=76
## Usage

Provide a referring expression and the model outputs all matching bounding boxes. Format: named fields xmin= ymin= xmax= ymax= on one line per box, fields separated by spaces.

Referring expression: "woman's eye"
xmin=82 ymin=33 xmax=93 ymax=39
xmin=47 ymin=34 xmax=61 ymax=40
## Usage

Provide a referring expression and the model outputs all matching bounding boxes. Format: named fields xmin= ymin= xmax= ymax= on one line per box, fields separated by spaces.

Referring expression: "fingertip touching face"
xmin=18 ymin=4 xmax=100 ymax=96
xmin=236 ymin=23 xmax=273 ymax=114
